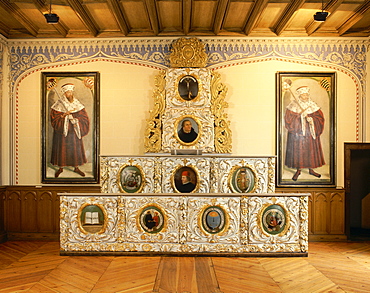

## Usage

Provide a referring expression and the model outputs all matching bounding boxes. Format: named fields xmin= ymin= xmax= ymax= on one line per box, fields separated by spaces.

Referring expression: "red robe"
xmin=50 ymin=108 xmax=89 ymax=167
xmin=284 ymin=108 xmax=325 ymax=169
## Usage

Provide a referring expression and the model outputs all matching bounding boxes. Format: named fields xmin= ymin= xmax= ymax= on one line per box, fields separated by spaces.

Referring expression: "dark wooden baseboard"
xmin=0 ymin=231 xmax=7 ymax=243
xmin=309 ymin=234 xmax=347 ymax=242
xmin=6 ymin=232 xmax=59 ymax=241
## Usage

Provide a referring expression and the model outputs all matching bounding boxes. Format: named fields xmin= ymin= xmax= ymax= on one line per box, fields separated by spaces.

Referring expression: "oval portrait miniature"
xmin=261 ymin=204 xmax=288 ymax=235
xmin=178 ymin=75 xmax=198 ymax=101
xmin=173 ymin=166 xmax=198 ymax=193
xmin=139 ymin=205 xmax=165 ymax=233
xmin=176 ymin=116 xmax=199 ymax=144
xmin=118 ymin=165 xmax=144 ymax=193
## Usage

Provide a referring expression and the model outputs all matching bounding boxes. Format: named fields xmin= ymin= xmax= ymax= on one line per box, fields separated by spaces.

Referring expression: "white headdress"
xmin=61 ymin=83 xmax=75 ymax=93
xmin=296 ymin=86 xmax=310 ymax=95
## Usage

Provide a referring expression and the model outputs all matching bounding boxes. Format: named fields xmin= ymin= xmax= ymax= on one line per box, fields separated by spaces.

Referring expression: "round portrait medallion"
xmin=173 ymin=166 xmax=198 ymax=193
xmin=261 ymin=204 xmax=287 ymax=235
xmin=139 ymin=206 xmax=165 ymax=234
xmin=80 ymin=204 xmax=105 ymax=234
xmin=229 ymin=166 xmax=256 ymax=193
xmin=175 ymin=116 xmax=200 ymax=145
xmin=118 ymin=165 xmax=144 ymax=193
xmin=201 ymin=206 xmax=226 ymax=234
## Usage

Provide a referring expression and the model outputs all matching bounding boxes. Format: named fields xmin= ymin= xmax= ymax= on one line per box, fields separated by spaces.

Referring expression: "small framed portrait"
xmin=228 ymin=166 xmax=258 ymax=193
xmin=259 ymin=204 xmax=289 ymax=236
xmin=117 ymin=164 xmax=145 ymax=193
xmin=78 ymin=204 xmax=106 ymax=234
xmin=178 ymin=75 xmax=199 ymax=101
xmin=172 ymin=166 xmax=199 ymax=193
xmin=138 ymin=205 xmax=165 ymax=233
xmin=175 ymin=115 xmax=201 ymax=145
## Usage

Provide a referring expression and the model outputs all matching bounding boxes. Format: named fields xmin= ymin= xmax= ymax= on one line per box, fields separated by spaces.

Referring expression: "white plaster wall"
xmin=11 ymin=56 xmax=359 ymax=187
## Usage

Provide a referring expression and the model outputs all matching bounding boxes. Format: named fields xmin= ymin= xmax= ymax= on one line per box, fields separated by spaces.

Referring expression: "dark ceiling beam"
xmin=243 ymin=0 xmax=269 ymax=35
xmin=65 ymin=0 xmax=99 ymax=36
xmin=32 ymin=0 xmax=68 ymax=37
xmin=338 ymin=0 xmax=370 ymax=36
xmin=274 ymin=0 xmax=306 ymax=36
xmin=213 ymin=0 xmax=230 ymax=35
xmin=0 ymin=0 xmax=39 ymax=36
xmin=144 ymin=0 xmax=159 ymax=35
xmin=106 ymin=0 xmax=129 ymax=35
xmin=0 ymin=20 xmax=10 ymax=38
xmin=182 ymin=0 xmax=192 ymax=35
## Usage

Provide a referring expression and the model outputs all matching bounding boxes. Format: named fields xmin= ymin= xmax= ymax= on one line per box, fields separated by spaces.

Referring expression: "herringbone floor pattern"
xmin=0 ymin=241 xmax=369 ymax=292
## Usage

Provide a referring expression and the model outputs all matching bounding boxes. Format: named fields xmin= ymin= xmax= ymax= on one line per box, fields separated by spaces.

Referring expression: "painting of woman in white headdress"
xmin=42 ymin=72 xmax=100 ymax=183
xmin=276 ymin=72 xmax=336 ymax=187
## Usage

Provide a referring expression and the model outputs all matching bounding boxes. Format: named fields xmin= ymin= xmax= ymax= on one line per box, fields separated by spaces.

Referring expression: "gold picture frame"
xmin=171 ymin=165 xmax=200 ymax=193
xmin=117 ymin=164 xmax=145 ymax=193
xmin=174 ymin=115 xmax=202 ymax=146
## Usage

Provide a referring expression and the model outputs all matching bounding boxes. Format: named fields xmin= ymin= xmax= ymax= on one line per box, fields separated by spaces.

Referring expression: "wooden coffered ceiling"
xmin=0 ymin=0 xmax=369 ymax=39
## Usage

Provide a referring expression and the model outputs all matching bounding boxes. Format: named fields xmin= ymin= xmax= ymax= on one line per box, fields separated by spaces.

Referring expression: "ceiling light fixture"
xmin=314 ymin=0 xmax=328 ymax=22
xmin=44 ymin=0 xmax=59 ymax=24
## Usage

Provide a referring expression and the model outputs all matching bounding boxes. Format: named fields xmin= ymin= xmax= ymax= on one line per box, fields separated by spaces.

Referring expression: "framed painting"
xmin=172 ymin=165 xmax=199 ymax=193
xmin=174 ymin=115 xmax=201 ymax=145
xmin=276 ymin=72 xmax=336 ymax=187
xmin=41 ymin=72 xmax=100 ymax=183
xmin=177 ymin=75 xmax=199 ymax=101
xmin=117 ymin=164 xmax=145 ymax=193
xmin=228 ymin=165 xmax=258 ymax=193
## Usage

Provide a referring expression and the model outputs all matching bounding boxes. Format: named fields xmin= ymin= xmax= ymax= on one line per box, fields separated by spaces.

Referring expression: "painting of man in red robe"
xmin=50 ymin=83 xmax=90 ymax=178
xmin=284 ymin=84 xmax=325 ymax=181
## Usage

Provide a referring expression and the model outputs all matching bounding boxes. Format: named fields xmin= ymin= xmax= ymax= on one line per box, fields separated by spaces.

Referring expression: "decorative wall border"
xmin=3 ymin=37 xmax=369 ymax=184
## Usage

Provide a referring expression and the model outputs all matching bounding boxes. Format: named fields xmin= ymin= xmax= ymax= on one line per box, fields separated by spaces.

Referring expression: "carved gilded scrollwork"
xmin=60 ymin=195 xmax=119 ymax=252
xmin=188 ymin=197 xmax=240 ymax=245
xmin=169 ymin=37 xmax=207 ymax=68
xmin=124 ymin=197 xmax=180 ymax=244
xmin=144 ymin=70 xmax=166 ymax=153
xmin=61 ymin=193 xmax=308 ymax=254
xmin=212 ymin=157 xmax=272 ymax=193
xmin=246 ymin=196 xmax=304 ymax=252
xmin=211 ymin=71 xmax=232 ymax=153
xmin=100 ymin=156 xmax=157 ymax=193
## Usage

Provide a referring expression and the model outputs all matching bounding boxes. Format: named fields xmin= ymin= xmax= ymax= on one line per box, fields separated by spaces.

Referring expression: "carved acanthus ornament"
xmin=211 ymin=71 xmax=232 ymax=153
xmin=144 ymin=70 xmax=166 ymax=153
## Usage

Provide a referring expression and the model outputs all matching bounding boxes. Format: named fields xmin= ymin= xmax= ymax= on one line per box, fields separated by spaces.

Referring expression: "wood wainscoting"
xmin=276 ymin=188 xmax=346 ymax=241
xmin=0 ymin=185 xmax=100 ymax=242
xmin=1 ymin=186 xmax=345 ymax=242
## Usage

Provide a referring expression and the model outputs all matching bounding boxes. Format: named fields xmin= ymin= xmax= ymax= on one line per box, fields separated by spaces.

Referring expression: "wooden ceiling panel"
xmin=255 ymin=3 xmax=287 ymax=29
xmin=285 ymin=4 xmax=317 ymax=29
xmin=0 ymin=6 xmax=25 ymax=29
xmin=223 ymin=2 xmax=251 ymax=29
xmin=349 ymin=9 xmax=370 ymax=30
xmin=0 ymin=0 xmax=368 ymax=39
xmin=121 ymin=1 xmax=151 ymax=31
xmin=157 ymin=0 xmax=182 ymax=32
xmin=86 ymin=3 xmax=117 ymax=31
xmin=53 ymin=6 xmax=87 ymax=30
xmin=192 ymin=1 xmax=217 ymax=31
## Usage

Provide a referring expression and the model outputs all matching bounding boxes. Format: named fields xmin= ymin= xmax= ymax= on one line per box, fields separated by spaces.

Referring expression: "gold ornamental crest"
xmin=169 ymin=38 xmax=207 ymax=68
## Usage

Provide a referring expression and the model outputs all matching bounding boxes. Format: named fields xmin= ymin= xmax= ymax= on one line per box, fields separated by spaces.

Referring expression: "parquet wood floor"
xmin=0 ymin=241 xmax=369 ymax=292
